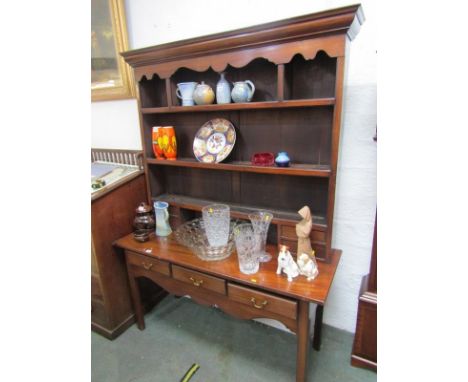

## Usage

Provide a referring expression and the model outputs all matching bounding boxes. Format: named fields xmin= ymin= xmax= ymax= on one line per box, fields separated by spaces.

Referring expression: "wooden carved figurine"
xmin=276 ymin=245 xmax=299 ymax=282
xmin=296 ymin=206 xmax=314 ymax=258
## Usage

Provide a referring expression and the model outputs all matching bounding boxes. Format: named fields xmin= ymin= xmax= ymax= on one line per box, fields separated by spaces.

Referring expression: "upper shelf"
xmin=141 ymin=98 xmax=335 ymax=114
xmin=147 ymin=158 xmax=331 ymax=177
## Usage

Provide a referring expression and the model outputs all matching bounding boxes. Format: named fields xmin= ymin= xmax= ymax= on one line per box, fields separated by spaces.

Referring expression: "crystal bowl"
xmin=174 ymin=218 xmax=238 ymax=261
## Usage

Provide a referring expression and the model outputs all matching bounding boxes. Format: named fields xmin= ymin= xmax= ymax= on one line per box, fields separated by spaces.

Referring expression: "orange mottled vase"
xmin=162 ymin=126 xmax=177 ymax=160
xmin=152 ymin=126 xmax=165 ymax=159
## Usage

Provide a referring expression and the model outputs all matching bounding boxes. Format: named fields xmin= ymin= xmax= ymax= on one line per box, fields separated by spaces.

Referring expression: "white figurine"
xmin=276 ymin=245 xmax=299 ymax=282
xmin=297 ymin=252 xmax=319 ymax=281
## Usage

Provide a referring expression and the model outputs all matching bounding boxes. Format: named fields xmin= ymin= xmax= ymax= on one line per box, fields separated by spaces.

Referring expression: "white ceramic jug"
xmin=153 ymin=201 xmax=172 ymax=236
xmin=176 ymin=82 xmax=197 ymax=106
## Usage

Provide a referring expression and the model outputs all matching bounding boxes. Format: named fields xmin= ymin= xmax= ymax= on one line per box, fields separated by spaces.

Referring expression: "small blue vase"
xmin=275 ymin=152 xmax=290 ymax=167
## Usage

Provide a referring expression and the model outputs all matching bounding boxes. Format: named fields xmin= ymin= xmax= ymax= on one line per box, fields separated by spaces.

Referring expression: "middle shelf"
xmin=141 ymin=98 xmax=335 ymax=114
xmin=147 ymin=158 xmax=331 ymax=177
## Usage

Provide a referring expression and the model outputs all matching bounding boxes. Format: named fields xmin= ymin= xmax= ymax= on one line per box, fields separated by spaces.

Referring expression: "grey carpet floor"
xmin=92 ymin=296 xmax=376 ymax=382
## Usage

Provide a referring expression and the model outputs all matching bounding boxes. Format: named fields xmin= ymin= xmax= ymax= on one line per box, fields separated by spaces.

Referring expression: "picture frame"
xmin=91 ymin=0 xmax=135 ymax=101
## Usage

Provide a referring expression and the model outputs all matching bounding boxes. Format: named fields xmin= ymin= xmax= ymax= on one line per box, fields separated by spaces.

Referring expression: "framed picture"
xmin=91 ymin=0 xmax=135 ymax=101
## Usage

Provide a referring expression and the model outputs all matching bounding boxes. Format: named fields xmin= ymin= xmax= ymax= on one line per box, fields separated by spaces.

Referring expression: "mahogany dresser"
xmin=114 ymin=4 xmax=366 ymax=380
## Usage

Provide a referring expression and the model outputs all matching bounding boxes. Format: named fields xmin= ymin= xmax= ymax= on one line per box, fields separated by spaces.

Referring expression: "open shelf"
xmin=141 ymin=98 xmax=335 ymax=114
xmin=153 ymin=193 xmax=328 ymax=231
xmin=284 ymin=52 xmax=337 ymax=100
xmin=147 ymin=158 xmax=331 ymax=177
xmin=122 ymin=8 xmax=365 ymax=263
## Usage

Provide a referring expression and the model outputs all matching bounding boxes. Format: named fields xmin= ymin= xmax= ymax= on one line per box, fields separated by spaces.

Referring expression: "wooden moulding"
xmin=134 ymin=38 xmax=343 ymax=81
xmin=121 ymin=4 xmax=364 ymax=80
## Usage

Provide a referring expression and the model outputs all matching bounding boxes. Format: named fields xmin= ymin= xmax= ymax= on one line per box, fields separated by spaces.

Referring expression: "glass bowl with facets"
xmin=174 ymin=218 xmax=239 ymax=261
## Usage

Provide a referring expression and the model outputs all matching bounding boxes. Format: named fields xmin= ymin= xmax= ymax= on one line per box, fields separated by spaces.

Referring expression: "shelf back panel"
xmin=168 ymin=58 xmax=278 ymax=107
xmin=164 ymin=167 xmax=233 ymax=202
xmin=154 ymin=166 xmax=328 ymax=222
xmin=143 ymin=107 xmax=333 ymax=165
xmin=239 ymin=172 xmax=328 ymax=219
xmin=237 ymin=108 xmax=333 ymax=164
xmin=285 ymin=51 xmax=337 ymax=100
xmin=139 ymin=74 xmax=167 ymax=108
xmin=223 ymin=58 xmax=277 ymax=102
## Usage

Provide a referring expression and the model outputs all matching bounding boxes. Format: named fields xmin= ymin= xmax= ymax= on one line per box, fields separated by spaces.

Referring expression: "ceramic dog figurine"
xmin=276 ymin=245 xmax=299 ymax=282
xmin=297 ymin=252 xmax=319 ymax=281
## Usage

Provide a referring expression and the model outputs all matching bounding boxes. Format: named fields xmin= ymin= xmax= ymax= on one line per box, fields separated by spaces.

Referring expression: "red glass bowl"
xmin=251 ymin=152 xmax=275 ymax=166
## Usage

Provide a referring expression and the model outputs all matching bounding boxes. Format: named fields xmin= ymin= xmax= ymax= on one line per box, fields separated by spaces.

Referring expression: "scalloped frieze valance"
xmin=122 ymin=4 xmax=364 ymax=81
xmin=134 ymin=35 xmax=344 ymax=81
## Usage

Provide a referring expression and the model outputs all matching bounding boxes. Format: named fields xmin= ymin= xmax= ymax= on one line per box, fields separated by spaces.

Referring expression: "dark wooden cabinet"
xmin=91 ymin=149 xmax=166 ymax=339
xmin=351 ymin=215 xmax=377 ymax=370
xmin=122 ymin=4 xmax=365 ymax=264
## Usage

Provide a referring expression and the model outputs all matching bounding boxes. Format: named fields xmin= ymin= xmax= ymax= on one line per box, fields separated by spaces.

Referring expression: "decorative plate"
xmin=193 ymin=118 xmax=236 ymax=163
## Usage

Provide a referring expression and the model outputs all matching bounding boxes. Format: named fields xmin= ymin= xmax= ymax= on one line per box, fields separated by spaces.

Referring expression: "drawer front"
xmin=278 ymin=238 xmax=299 ymax=255
xmin=279 ymin=225 xmax=296 ymax=239
xmin=280 ymin=225 xmax=326 ymax=243
xmin=227 ymin=283 xmax=297 ymax=320
xmin=312 ymin=244 xmax=326 ymax=260
xmin=278 ymin=238 xmax=326 ymax=260
xmin=172 ymin=265 xmax=226 ymax=295
xmin=126 ymin=251 xmax=171 ymax=276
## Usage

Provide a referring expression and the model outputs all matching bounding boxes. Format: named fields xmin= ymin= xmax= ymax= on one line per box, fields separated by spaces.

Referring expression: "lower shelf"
xmin=153 ymin=193 xmax=327 ymax=230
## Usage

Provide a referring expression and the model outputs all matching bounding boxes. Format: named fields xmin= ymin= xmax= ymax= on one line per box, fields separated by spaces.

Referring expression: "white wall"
xmin=91 ymin=98 xmax=141 ymax=149
xmin=92 ymin=0 xmax=376 ymax=333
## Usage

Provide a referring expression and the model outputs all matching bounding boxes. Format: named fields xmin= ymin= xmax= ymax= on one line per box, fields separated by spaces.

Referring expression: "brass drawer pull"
xmin=250 ymin=297 xmax=268 ymax=309
xmin=189 ymin=277 xmax=204 ymax=287
xmin=142 ymin=262 xmax=153 ymax=270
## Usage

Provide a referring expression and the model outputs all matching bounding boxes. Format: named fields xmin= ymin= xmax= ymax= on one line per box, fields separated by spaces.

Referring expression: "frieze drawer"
xmin=280 ymin=225 xmax=326 ymax=243
xmin=227 ymin=283 xmax=297 ymax=320
xmin=126 ymin=251 xmax=171 ymax=276
xmin=172 ymin=265 xmax=226 ymax=295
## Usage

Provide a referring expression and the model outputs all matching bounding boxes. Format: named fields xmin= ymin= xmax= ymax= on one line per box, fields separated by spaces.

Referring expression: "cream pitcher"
xmin=153 ymin=201 xmax=172 ymax=236
xmin=176 ymin=82 xmax=197 ymax=106
xmin=231 ymin=80 xmax=255 ymax=103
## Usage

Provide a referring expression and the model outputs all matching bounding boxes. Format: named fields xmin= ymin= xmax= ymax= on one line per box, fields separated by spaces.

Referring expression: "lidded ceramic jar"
xmin=193 ymin=81 xmax=215 ymax=105
xmin=133 ymin=202 xmax=156 ymax=233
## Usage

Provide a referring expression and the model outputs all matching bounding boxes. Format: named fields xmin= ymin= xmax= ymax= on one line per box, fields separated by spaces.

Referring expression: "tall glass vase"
xmin=248 ymin=210 xmax=273 ymax=262
xmin=202 ymin=204 xmax=230 ymax=246
xmin=234 ymin=223 xmax=259 ymax=274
